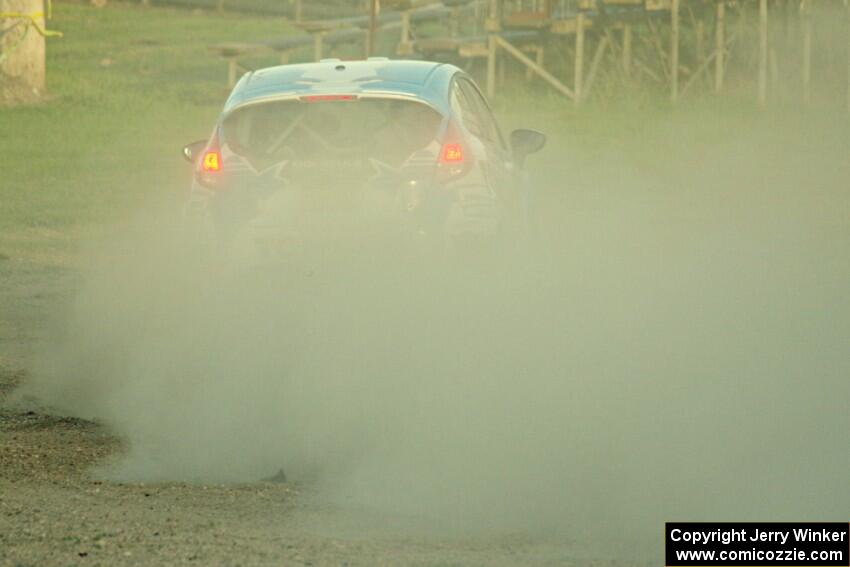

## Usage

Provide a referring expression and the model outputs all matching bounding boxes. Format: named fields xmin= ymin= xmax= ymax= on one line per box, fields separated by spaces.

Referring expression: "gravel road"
xmin=1 ymin=366 xmax=594 ymax=567
xmin=0 ymin=255 xmax=591 ymax=566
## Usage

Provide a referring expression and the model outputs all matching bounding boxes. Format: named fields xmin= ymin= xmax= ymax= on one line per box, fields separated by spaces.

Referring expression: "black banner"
xmin=666 ymin=523 xmax=850 ymax=566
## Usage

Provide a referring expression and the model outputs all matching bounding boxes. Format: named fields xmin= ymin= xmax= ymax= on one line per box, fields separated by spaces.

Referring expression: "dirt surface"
xmin=0 ymin=262 xmax=585 ymax=566
xmin=1 ymin=368 xmax=584 ymax=567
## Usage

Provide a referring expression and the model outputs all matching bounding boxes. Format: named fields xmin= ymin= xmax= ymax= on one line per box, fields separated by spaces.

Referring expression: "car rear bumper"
xmin=184 ymin=178 xmax=503 ymax=259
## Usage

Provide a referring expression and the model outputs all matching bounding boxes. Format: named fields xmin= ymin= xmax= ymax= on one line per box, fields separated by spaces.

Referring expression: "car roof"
xmin=223 ymin=59 xmax=460 ymax=116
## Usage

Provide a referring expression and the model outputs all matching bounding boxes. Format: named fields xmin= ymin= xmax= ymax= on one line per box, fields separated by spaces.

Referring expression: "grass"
xmin=142 ymin=0 xmax=361 ymax=18
xmin=0 ymin=2 xmax=299 ymax=262
xmin=2 ymin=1 xmax=848 ymax=265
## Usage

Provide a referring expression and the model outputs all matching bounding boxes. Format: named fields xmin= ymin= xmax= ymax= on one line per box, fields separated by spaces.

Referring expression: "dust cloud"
xmin=14 ymin=100 xmax=850 ymax=560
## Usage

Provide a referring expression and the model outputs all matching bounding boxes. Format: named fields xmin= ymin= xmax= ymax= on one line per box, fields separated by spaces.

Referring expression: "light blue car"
xmin=182 ymin=58 xmax=545 ymax=258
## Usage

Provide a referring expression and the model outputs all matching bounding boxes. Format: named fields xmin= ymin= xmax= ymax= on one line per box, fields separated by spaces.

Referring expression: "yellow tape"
xmin=0 ymin=11 xmax=62 ymax=38
xmin=1 ymin=12 xmax=44 ymax=19
xmin=0 ymin=1 xmax=62 ymax=38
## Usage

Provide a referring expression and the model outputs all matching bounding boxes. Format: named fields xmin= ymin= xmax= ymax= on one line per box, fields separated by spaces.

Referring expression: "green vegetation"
xmin=1 ymin=1 xmax=847 ymax=265
xmin=0 ymin=3 xmax=297 ymax=262
xmin=138 ymin=0 xmax=360 ymax=19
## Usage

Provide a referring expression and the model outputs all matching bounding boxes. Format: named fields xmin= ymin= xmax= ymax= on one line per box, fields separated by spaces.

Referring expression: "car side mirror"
xmin=510 ymin=129 xmax=546 ymax=167
xmin=182 ymin=140 xmax=208 ymax=163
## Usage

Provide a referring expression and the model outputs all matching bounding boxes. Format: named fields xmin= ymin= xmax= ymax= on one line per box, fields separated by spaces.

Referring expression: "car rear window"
xmin=222 ymin=98 xmax=443 ymax=170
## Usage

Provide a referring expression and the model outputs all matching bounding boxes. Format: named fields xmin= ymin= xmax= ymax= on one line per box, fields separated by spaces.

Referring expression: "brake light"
xmin=300 ymin=94 xmax=358 ymax=103
xmin=441 ymin=143 xmax=464 ymax=163
xmin=202 ymin=150 xmax=221 ymax=172
xmin=196 ymin=134 xmax=223 ymax=189
xmin=435 ymin=139 xmax=471 ymax=184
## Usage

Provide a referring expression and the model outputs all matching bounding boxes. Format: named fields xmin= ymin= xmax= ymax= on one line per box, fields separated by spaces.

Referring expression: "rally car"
xmin=182 ymin=58 xmax=545 ymax=258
